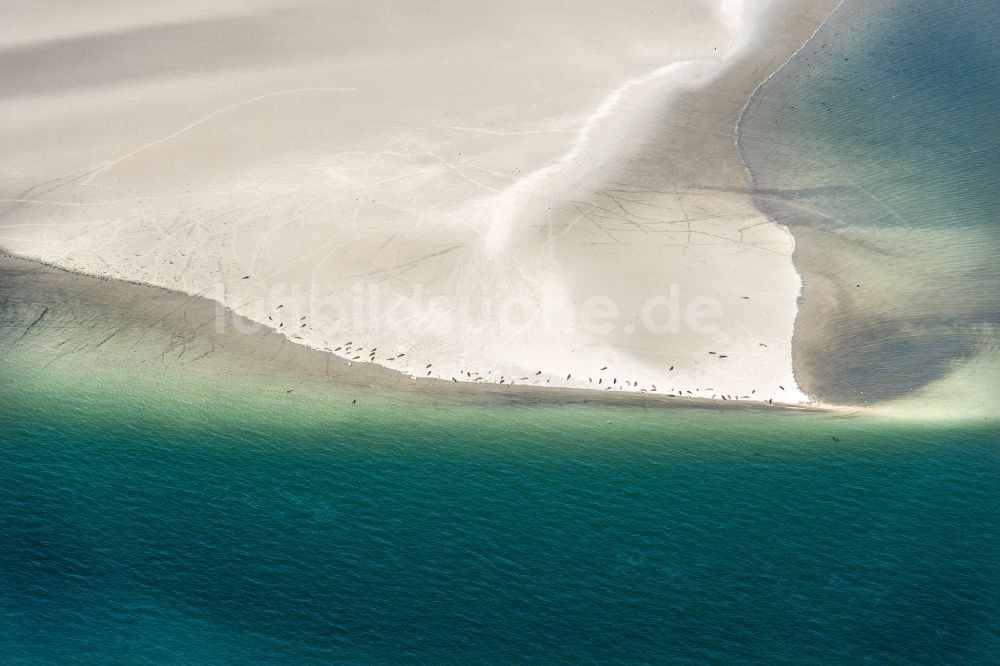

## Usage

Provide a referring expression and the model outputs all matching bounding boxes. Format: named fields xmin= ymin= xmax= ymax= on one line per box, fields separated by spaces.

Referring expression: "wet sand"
xmin=1 ymin=252 xmax=830 ymax=413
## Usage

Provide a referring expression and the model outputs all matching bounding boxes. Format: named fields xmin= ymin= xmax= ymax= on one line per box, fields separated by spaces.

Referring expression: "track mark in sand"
xmin=82 ymin=87 xmax=356 ymax=185
xmin=0 ymin=196 xmax=155 ymax=209
xmin=14 ymin=306 xmax=48 ymax=342
xmin=42 ymin=342 xmax=91 ymax=368
xmin=426 ymin=152 xmax=501 ymax=194
xmin=431 ymin=125 xmax=575 ymax=136
xmin=95 ymin=328 xmax=124 ymax=348
xmin=342 ymin=244 xmax=463 ymax=281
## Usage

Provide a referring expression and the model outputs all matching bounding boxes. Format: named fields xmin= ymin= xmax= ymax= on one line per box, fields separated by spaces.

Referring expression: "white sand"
xmin=0 ymin=0 xmax=838 ymax=404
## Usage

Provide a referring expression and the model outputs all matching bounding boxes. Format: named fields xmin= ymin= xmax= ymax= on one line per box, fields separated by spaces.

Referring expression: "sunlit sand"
xmin=0 ymin=0 xmax=840 ymax=404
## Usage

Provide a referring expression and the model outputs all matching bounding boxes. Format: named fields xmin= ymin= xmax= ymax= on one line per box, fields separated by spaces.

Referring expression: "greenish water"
xmin=2 ymin=261 xmax=999 ymax=663
xmin=740 ymin=0 xmax=1000 ymax=408
xmin=3 ymin=0 xmax=1000 ymax=662
xmin=2 ymin=356 xmax=999 ymax=663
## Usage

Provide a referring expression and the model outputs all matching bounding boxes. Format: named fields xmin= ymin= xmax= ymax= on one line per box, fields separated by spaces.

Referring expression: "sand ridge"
xmin=0 ymin=0 xmax=840 ymax=405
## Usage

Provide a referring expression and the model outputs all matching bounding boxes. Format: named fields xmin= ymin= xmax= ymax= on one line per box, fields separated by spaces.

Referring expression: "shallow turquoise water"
xmin=2 ymin=360 xmax=999 ymax=662
xmin=740 ymin=0 xmax=1000 ymax=405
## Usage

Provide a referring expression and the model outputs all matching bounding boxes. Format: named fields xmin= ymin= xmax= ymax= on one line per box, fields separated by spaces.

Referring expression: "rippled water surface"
xmin=2 ymin=257 xmax=999 ymax=663
xmin=2 ymin=362 xmax=998 ymax=663
xmin=2 ymin=0 xmax=1000 ymax=661
xmin=740 ymin=0 xmax=1000 ymax=408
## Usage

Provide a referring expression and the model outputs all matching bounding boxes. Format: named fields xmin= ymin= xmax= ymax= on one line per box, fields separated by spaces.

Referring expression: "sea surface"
xmin=2 ymin=0 xmax=1000 ymax=663
xmin=740 ymin=0 xmax=1000 ymax=412
xmin=3 ymin=338 xmax=998 ymax=663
